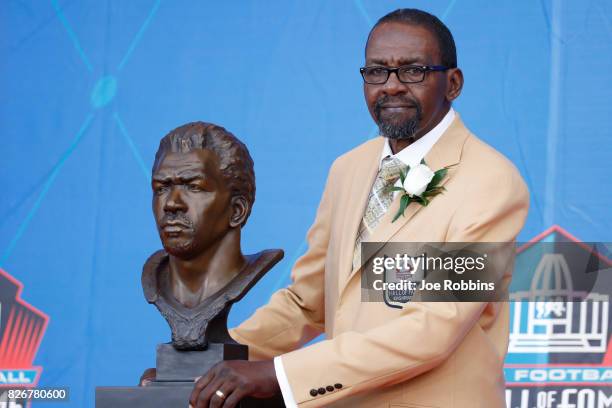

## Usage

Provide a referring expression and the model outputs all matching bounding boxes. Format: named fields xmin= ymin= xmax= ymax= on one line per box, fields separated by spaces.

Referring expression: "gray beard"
xmin=378 ymin=117 xmax=420 ymax=142
xmin=374 ymin=95 xmax=423 ymax=142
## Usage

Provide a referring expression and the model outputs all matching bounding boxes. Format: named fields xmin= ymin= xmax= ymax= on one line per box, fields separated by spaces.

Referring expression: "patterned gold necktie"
xmin=352 ymin=156 xmax=406 ymax=270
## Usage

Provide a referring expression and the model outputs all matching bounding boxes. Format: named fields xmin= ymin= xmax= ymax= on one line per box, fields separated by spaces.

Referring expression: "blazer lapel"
xmin=337 ymin=115 xmax=471 ymax=300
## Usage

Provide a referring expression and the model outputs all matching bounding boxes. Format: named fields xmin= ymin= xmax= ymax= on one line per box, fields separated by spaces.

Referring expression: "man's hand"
xmin=189 ymin=360 xmax=279 ymax=408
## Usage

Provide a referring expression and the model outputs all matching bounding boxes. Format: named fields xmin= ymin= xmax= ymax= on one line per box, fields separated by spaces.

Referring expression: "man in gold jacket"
xmin=190 ymin=8 xmax=529 ymax=408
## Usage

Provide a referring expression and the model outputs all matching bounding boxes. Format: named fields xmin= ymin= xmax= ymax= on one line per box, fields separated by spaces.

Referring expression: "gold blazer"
xmin=231 ymin=114 xmax=530 ymax=408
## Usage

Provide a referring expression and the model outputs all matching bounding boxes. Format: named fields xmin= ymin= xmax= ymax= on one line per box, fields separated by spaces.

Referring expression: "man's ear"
xmin=229 ymin=195 xmax=250 ymax=228
xmin=446 ymin=67 xmax=464 ymax=102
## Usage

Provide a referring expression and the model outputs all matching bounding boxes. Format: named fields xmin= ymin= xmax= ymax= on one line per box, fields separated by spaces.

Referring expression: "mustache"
xmin=374 ymin=95 xmax=422 ymax=116
xmin=161 ymin=213 xmax=193 ymax=228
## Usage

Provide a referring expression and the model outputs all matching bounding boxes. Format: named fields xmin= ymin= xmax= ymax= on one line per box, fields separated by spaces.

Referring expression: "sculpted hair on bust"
xmin=367 ymin=8 xmax=457 ymax=68
xmin=153 ymin=122 xmax=256 ymax=225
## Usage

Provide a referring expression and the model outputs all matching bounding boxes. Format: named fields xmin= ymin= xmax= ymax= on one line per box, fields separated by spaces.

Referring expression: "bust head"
xmin=144 ymin=122 xmax=282 ymax=351
xmin=152 ymin=122 xmax=255 ymax=261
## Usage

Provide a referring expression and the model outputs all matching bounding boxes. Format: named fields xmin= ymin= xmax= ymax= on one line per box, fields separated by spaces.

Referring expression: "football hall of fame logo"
xmin=382 ymin=258 xmax=417 ymax=309
xmin=0 ymin=268 xmax=48 ymax=408
xmin=505 ymin=226 xmax=612 ymax=408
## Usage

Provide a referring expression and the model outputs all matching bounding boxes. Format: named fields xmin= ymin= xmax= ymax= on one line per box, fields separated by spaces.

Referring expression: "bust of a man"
xmin=142 ymin=122 xmax=282 ymax=350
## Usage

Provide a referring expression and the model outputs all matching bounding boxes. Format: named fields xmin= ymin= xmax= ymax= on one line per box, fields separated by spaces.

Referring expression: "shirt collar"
xmin=380 ymin=107 xmax=455 ymax=169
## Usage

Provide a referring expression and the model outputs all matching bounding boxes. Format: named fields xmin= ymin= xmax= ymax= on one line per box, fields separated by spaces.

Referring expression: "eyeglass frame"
xmin=359 ymin=64 xmax=450 ymax=84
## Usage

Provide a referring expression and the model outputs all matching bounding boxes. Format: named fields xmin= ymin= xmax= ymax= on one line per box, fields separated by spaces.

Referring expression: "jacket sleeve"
xmin=230 ymin=160 xmax=338 ymax=361
xmin=278 ymin=164 xmax=529 ymax=407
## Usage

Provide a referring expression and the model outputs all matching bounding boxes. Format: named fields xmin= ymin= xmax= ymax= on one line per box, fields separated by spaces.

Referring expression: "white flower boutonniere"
xmin=388 ymin=160 xmax=452 ymax=222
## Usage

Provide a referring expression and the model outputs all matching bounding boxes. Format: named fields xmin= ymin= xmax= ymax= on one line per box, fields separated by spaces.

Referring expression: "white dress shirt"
xmin=273 ymin=108 xmax=456 ymax=407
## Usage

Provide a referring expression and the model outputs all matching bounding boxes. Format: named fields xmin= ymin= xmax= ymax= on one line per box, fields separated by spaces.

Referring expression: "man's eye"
xmin=402 ymin=67 xmax=422 ymax=76
xmin=188 ymin=184 xmax=202 ymax=191
xmin=369 ymin=67 xmax=386 ymax=76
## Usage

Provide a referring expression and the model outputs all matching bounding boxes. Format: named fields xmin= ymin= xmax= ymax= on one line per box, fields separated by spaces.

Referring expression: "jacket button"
xmin=326 ymin=385 xmax=334 ymax=392
xmin=334 ymin=383 xmax=343 ymax=389
xmin=318 ymin=387 xmax=326 ymax=395
xmin=309 ymin=389 xmax=318 ymax=397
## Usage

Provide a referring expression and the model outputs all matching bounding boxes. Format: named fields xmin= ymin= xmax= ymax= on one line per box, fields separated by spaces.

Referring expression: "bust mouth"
xmin=163 ymin=219 xmax=191 ymax=227
xmin=161 ymin=218 xmax=193 ymax=234
xmin=163 ymin=225 xmax=189 ymax=233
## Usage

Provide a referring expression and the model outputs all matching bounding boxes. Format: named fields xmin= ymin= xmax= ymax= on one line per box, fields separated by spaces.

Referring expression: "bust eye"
xmin=153 ymin=184 xmax=168 ymax=195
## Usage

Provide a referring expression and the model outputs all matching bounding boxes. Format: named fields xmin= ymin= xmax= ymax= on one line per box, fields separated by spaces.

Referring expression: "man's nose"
xmin=381 ymin=70 xmax=407 ymax=95
xmin=164 ymin=186 xmax=187 ymax=212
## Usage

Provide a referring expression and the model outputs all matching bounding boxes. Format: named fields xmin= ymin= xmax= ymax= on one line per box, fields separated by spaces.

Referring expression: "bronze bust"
xmin=142 ymin=122 xmax=283 ymax=350
xmin=96 ymin=122 xmax=284 ymax=407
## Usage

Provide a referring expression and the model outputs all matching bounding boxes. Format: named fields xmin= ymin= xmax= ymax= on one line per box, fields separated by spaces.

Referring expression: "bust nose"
xmin=164 ymin=186 xmax=187 ymax=213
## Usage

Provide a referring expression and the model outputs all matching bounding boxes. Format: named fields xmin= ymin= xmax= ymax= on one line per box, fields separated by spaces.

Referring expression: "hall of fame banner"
xmin=505 ymin=226 xmax=612 ymax=408
xmin=0 ymin=269 xmax=48 ymax=408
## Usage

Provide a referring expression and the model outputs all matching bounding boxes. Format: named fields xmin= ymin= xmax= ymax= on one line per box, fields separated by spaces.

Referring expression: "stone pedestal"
xmin=95 ymin=342 xmax=284 ymax=407
xmin=155 ymin=342 xmax=247 ymax=381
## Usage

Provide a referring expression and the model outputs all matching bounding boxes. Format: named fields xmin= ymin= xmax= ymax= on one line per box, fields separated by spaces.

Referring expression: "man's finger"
xmin=195 ymin=377 xmax=226 ymax=408
xmin=189 ymin=371 xmax=214 ymax=407
xmin=209 ymin=384 xmax=235 ymax=408
xmin=221 ymin=387 xmax=246 ymax=408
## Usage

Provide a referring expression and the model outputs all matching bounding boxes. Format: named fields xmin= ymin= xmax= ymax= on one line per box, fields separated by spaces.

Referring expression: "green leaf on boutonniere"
xmin=382 ymin=185 xmax=405 ymax=195
xmin=392 ymin=194 xmax=411 ymax=222
xmin=429 ymin=168 xmax=448 ymax=188
xmin=399 ymin=167 xmax=408 ymax=184
xmin=422 ymin=186 xmax=446 ymax=197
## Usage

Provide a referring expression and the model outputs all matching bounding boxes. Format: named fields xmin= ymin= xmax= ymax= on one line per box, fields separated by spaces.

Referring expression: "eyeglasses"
xmin=360 ymin=65 xmax=449 ymax=84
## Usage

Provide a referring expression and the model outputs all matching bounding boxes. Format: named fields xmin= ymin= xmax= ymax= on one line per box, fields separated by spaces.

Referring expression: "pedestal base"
xmin=95 ymin=385 xmax=285 ymax=407
xmin=96 ymin=385 xmax=193 ymax=407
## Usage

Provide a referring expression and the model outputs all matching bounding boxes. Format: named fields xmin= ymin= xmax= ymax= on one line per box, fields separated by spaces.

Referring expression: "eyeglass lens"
xmin=363 ymin=67 xmax=425 ymax=84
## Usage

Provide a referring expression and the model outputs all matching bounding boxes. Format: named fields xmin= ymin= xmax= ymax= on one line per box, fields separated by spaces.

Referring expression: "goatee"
xmin=374 ymin=96 xmax=423 ymax=142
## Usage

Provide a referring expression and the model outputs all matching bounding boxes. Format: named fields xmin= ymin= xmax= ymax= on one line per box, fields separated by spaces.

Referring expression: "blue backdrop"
xmin=1 ymin=1 xmax=611 ymax=406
